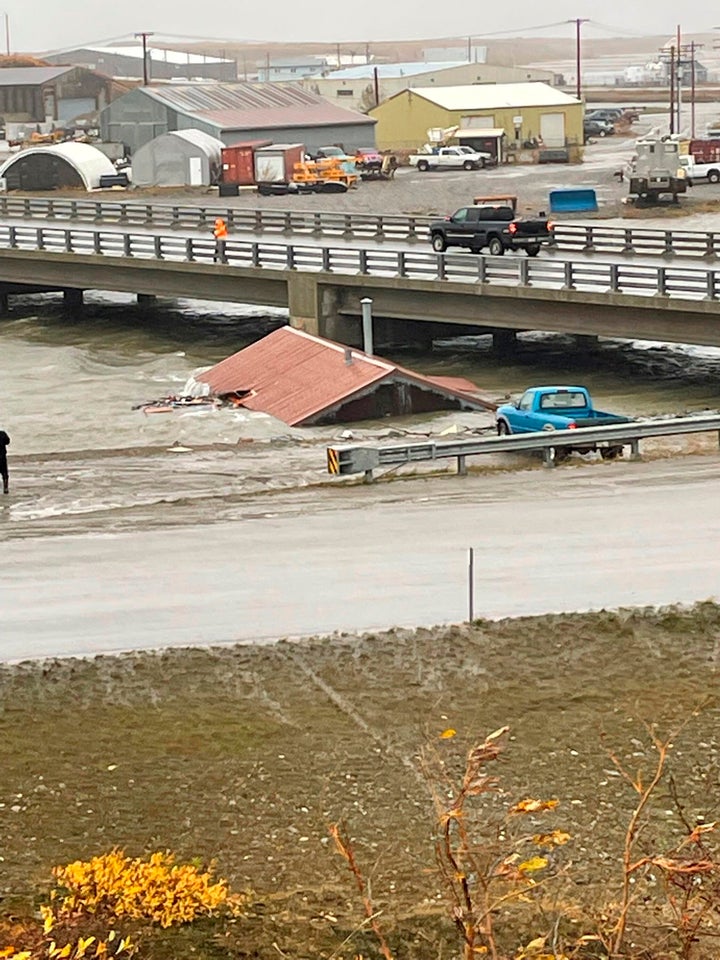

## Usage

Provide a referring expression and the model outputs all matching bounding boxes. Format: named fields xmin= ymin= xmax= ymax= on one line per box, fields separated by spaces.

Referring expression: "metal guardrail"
xmin=2 ymin=223 xmax=720 ymax=302
xmin=1 ymin=196 xmax=720 ymax=259
xmin=327 ymin=414 xmax=720 ymax=480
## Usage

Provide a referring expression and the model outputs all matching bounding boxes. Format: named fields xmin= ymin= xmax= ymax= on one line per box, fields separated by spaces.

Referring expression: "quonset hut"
xmin=0 ymin=141 xmax=116 ymax=190
xmin=131 ymin=129 xmax=224 ymax=187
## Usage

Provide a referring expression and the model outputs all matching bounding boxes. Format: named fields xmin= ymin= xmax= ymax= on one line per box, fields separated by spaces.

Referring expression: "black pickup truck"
xmin=428 ymin=195 xmax=554 ymax=256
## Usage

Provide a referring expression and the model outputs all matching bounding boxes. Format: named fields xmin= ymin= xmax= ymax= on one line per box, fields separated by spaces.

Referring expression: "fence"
xmin=2 ymin=196 xmax=720 ymax=258
xmin=327 ymin=414 xmax=720 ymax=480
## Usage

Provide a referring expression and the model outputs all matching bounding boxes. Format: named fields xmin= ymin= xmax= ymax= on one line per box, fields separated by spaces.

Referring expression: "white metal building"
xmin=0 ymin=142 xmax=116 ymax=190
xmin=131 ymin=129 xmax=224 ymax=186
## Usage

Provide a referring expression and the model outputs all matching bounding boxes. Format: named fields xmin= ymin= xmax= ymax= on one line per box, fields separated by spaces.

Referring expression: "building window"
xmin=336 ymin=89 xmax=353 ymax=96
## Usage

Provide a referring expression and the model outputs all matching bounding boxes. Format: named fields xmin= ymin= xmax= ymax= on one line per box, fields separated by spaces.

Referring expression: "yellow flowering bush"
xmin=0 ymin=850 xmax=243 ymax=960
xmin=51 ymin=850 xmax=235 ymax=928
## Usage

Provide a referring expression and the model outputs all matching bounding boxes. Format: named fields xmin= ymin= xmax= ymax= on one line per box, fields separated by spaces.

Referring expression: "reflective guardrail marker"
xmin=327 ymin=447 xmax=340 ymax=474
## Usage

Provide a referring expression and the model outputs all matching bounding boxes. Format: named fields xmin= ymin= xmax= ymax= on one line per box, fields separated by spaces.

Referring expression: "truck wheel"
xmin=526 ymin=244 xmax=541 ymax=257
xmin=463 ymin=160 xmax=475 ymax=171
xmin=431 ymin=234 xmax=447 ymax=253
xmin=488 ymin=236 xmax=504 ymax=256
xmin=709 ymin=170 xmax=720 ymax=183
xmin=497 ymin=420 xmax=510 ymax=435
xmin=417 ymin=160 xmax=429 ymax=172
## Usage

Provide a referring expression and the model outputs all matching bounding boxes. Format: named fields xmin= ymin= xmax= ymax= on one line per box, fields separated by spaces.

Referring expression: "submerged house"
xmin=195 ymin=327 xmax=494 ymax=426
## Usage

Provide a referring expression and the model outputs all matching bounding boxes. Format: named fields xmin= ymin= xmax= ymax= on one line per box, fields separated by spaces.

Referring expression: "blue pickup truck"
xmin=495 ymin=385 xmax=633 ymax=460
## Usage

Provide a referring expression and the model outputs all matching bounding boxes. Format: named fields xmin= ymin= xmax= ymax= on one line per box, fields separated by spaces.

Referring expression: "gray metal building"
xmin=0 ymin=66 xmax=112 ymax=137
xmin=131 ymin=128 xmax=224 ymax=186
xmin=99 ymin=82 xmax=376 ymax=156
xmin=45 ymin=45 xmax=237 ymax=82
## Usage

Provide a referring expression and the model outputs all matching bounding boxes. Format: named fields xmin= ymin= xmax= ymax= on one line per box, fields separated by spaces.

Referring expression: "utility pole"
xmin=134 ymin=31 xmax=153 ymax=85
xmin=690 ymin=40 xmax=696 ymax=138
xmin=676 ymin=24 xmax=682 ymax=134
xmin=669 ymin=45 xmax=675 ymax=135
xmin=568 ymin=18 xmax=589 ymax=102
xmin=4 ymin=13 xmax=9 ymax=56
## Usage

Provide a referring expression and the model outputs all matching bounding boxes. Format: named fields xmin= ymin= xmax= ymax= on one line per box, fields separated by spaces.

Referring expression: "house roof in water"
xmin=196 ymin=326 xmax=494 ymax=426
xmin=139 ymin=82 xmax=376 ymax=131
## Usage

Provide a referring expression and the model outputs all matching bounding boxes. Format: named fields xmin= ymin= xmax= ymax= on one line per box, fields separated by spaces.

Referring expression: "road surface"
xmin=2 ymin=455 xmax=719 ymax=661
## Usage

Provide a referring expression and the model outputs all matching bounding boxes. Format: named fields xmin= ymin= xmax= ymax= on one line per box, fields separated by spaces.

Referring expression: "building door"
xmin=188 ymin=156 xmax=203 ymax=185
xmin=540 ymin=113 xmax=565 ymax=147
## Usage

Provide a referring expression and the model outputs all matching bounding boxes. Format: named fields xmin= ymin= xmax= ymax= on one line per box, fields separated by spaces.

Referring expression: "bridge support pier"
xmin=492 ymin=328 xmax=517 ymax=358
xmin=63 ymin=289 xmax=84 ymax=309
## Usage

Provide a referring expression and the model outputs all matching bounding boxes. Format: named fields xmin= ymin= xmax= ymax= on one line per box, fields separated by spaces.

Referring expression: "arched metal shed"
xmin=0 ymin=142 xmax=116 ymax=191
xmin=131 ymin=129 xmax=224 ymax=187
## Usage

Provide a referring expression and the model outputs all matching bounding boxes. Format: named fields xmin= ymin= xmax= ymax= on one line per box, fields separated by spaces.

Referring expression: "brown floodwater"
xmin=2 ymin=290 xmax=720 ymax=541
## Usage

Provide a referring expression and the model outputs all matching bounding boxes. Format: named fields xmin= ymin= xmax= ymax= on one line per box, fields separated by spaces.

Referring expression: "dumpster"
xmin=549 ymin=187 xmax=598 ymax=213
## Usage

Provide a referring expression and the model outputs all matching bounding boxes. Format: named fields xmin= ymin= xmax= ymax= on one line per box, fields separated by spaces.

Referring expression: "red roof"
xmin=196 ymin=327 xmax=493 ymax=426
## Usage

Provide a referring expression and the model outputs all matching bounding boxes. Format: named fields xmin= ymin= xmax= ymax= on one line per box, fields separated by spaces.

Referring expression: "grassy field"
xmin=2 ymin=604 xmax=720 ymax=958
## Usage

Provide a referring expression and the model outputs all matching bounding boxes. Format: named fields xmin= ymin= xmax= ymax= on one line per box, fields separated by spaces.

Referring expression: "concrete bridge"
xmin=1 ymin=220 xmax=720 ymax=349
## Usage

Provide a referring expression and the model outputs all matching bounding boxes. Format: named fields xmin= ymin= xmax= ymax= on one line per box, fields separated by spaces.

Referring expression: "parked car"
xmin=314 ymin=146 xmax=349 ymax=160
xmin=429 ymin=195 xmax=553 ymax=256
xmin=586 ymin=108 xmax=623 ymax=122
xmin=409 ymin=145 xmax=491 ymax=171
xmin=584 ymin=119 xmax=615 ymax=139
xmin=495 ymin=385 xmax=633 ymax=460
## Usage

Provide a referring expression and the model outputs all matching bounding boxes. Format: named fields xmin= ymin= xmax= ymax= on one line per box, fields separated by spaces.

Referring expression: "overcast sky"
xmin=9 ymin=1 xmax=717 ymax=54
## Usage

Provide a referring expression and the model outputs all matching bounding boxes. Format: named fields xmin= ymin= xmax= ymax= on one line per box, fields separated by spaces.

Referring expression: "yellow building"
xmin=370 ymin=82 xmax=583 ymax=155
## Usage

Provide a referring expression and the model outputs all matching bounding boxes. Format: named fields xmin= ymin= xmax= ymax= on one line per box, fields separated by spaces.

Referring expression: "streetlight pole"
xmin=569 ymin=18 xmax=589 ymax=102
xmin=4 ymin=13 xmax=9 ymax=56
xmin=134 ymin=31 xmax=154 ymax=85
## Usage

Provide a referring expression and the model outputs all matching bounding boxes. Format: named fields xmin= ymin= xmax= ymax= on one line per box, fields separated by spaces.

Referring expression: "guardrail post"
xmin=406 ymin=217 xmax=419 ymax=241
xmin=171 ymin=206 xmax=180 ymax=225
xmin=254 ymin=211 xmax=262 ymax=233
xmin=657 ymin=266 xmax=667 ymax=296
xmin=519 ymin=258 xmax=530 ymax=286
xmin=706 ymin=232 xmax=717 ymax=258
xmin=397 ymin=251 xmax=407 ymax=277
xmin=123 ymin=233 xmax=131 ymax=257
xmin=437 ymin=253 xmax=446 ymax=281
xmin=94 ymin=202 xmax=103 ymax=222
xmin=583 ymin=225 xmax=595 ymax=251
xmin=153 ymin=235 xmax=162 ymax=259
xmin=286 ymin=245 xmax=295 ymax=268
xmin=145 ymin=204 xmax=153 ymax=224
xmin=542 ymin=448 xmax=555 ymax=468
xmin=22 ymin=198 xmax=30 ymax=219
xmin=69 ymin=200 xmax=78 ymax=220
xmin=374 ymin=216 xmax=385 ymax=240
xmin=623 ymin=228 xmax=634 ymax=253
xmin=358 ymin=249 xmax=368 ymax=274
xmin=457 ymin=455 xmax=467 ymax=476
xmin=94 ymin=231 xmax=102 ymax=254
xmin=477 ymin=256 xmax=486 ymax=283
xmin=185 ymin=237 xmax=194 ymax=262
xmin=312 ymin=213 xmax=323 ymax=235
xmin=252 ymin=242 xmax=261 ymax=267
xmin=118 ymin=204 xmax=129 ymax=224
xmin=36 ymin=227 xmax=44 ymax=250
xmin=64 ymin=229 xmax=72 ymax=253
xmin=563 ymin=261 xmax=574 ymax=290
xmin=322 ymin=247 xmax=331 ymax=271
xmin=706 ymin=271 xmax=716 ymax=300
xmin=343 ymin=215 xmax=353 ymax=237
xmin=663 ymin=231 xmax=673 ymax=256
xmin=283 ymin=212 xmax=292 ymax=233
xmin=46 ymin=199 xmax=55 ymax=220
xmin=364 ymin=469 xmax=374 ymax=483
xmin=629 ymin=438 xmax=641 ymax=461
xmin=610 ymin=263 xmax=620 ymax=292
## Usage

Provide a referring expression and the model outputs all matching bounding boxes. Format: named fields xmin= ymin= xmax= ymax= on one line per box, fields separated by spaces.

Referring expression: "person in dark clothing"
xmin=0 ymin=430 xmax=9 ymax=494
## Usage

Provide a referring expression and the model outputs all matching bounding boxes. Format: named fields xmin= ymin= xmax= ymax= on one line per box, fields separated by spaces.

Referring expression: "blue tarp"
xmin=549 ymin=188 xmax=598 ymax=212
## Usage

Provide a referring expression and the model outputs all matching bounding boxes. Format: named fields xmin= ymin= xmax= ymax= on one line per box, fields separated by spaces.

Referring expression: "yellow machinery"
xmin=292 ymin=157 xmax=357 ymax=191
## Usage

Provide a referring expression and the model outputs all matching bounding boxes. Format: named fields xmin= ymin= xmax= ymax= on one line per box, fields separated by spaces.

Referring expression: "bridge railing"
xmin=3 ymin=223 xmax=720 ymax=301
xmin=2 ymin=195 xmax=720 ymax=258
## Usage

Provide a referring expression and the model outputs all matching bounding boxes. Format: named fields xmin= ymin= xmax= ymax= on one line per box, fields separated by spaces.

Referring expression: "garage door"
xmin=540 ymin=113 xmax=566 ymax=147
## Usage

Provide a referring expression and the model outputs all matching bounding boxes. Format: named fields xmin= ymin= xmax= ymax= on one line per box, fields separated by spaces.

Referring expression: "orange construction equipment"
xmin=292 ymin=157 xmax=357 ymax=190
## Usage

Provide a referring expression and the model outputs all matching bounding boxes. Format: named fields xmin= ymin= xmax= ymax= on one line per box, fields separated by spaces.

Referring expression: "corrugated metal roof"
xmin=322 ymin=61 xmax=468 ymax=80
xmin=408 ymin=82 xmax=581 ymax=111
xmin=140 ymin=82 xmax=374 ymax=131
xmin=167 ymin=128 xmax=224 ymax=155
xmin=0 ymin=66 xmax=73 ymax=86
xmin=196 ymin=327 xmax=492 ymax=426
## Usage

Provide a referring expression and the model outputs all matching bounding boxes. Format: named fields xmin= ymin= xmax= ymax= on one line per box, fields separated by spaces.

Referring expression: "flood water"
xmin=2 ymin=290 xmax=720 ymax=541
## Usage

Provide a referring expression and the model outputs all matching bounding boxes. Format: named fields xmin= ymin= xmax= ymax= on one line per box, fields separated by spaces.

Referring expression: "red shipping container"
xmin=689 ymin=139 xmax=720 ymax=163
xmin=253 ymin=143 xmax=305 ymax=183
xmin=221 ymin=140 xmax=272 ymax=185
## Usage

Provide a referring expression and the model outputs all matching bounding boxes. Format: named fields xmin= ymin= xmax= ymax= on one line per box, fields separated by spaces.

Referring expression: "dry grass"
xmin=1 ymin=604 xmax=720 ymax=958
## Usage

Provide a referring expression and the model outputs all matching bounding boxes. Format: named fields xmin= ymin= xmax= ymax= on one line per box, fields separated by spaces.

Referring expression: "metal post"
xmin=457 ymin=455 xmax=467 ymax=476
xmin=467 ymin=547 xmax=475 ymax=622
xmin=134 ymin=32 xmax=154 ymax=86
xmin=676 ymin=24 xmax=682 ymax=134
xmin=691 ymin=41 xmax=696 ymax=138
xmin=669 ymin=45 xmax=675 ymax=136
xmin=629 ymin=438 xmax=641 ymax=461
xmin=360 ymin=297 xmax=374 ymax=355
xmin=4 ymin=12 xmax=9 ymax=56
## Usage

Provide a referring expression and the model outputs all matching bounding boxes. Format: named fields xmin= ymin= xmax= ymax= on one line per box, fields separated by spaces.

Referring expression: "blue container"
xmin=549 ymin=188 xmax=598 ymax=212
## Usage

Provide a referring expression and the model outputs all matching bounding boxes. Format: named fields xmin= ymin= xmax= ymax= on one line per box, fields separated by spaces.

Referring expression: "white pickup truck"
xmin=679 ymin=155 xmax=720 ymax=184
xmin=408 ymin=145 xmax=491 ymax=172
